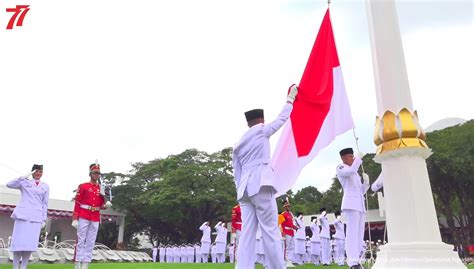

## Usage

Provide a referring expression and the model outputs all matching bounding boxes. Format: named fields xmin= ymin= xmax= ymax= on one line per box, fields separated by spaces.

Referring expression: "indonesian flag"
xmin=272 ymin=9 xmax=354 ymax=196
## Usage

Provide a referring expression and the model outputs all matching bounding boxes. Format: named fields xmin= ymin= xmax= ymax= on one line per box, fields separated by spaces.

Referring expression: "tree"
xmin=100 ymin=148 xmax=237 ymax=249
xmin=426 ymin=120 xmax=474 ymax=246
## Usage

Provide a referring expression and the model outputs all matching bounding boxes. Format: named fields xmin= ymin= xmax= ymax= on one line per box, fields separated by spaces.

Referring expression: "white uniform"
xmin=293 ymin=217 xmax=306 ymax=265
xmin=159 ymin=246 xmax=165 ymax=262
xmin=309 ymin=222 xmax=321 ymax=265
xmin=336 ymin=157 xmax=369 ymax=267
xmin=214 ymin=223 xmax=227 ymax=263
xmin=152 ymin=247 xmax=158 ymax=262
xmin=194 ymin=244 xmax=201 ymax=263
xmin=211 ymin=244 xmax=217 ymax=263
xmin=199 ymin=223 xmax=211 ymax=262
xmin=232 ymin=103 xmax=292 ymax=269
xmin=333 ymin=218 xmax=346 ymax=265
xmin=319 ymin=215 xmax=331 ymax=265
xmin=371 ymin=171 xmax=384 ymax=192
xmin=7 ymin=176 xmax=49 ymax=269
xmin=228 ymin=244 xmax=235 ymax=263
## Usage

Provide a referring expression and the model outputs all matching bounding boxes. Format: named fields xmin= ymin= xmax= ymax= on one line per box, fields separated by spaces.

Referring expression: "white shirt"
xmin=199 ymin=223 xmax=211 ymax=243
xmin=233 ymin=103 xmax=293 ymax=200
xmin=336 ymin=157 xmax=369 ymax=212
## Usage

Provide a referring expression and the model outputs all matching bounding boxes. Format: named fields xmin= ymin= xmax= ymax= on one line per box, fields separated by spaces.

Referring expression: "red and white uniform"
xmin=281 ymin=211 xmax=296 ymax=262
xmin=73 ymin=182 xmax=105 ymax=264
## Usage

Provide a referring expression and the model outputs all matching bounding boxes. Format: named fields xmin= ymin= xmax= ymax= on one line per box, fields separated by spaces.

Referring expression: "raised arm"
xmin=336 ymin=157 xmax=363 ymax=178
xmin=7 ymin=176 xmax=29 ymax=189
xmin=263 ymin=103 xmax=293 ymax=137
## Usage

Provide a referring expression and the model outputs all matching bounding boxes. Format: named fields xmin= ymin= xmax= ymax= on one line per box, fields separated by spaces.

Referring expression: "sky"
xmin=0 ymin=0 xmax=472 ymax=200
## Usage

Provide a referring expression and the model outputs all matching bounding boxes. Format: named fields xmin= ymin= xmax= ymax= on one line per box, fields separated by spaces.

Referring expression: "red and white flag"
xmin=272 ymin=9 xmax=354 ymax=196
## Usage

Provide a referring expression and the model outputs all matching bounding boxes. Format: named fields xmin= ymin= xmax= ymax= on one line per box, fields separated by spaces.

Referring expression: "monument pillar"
xmin=366 ymin=0 xmax=466 ymax=268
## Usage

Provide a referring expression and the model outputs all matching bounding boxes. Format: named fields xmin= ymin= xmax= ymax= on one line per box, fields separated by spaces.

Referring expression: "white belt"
xmin=235 ymin=222 xmax=242 ymax=225
xmin=80 ymin=204 xmax=101 ymax=212
xmin=284 ymin=227 xmax=294 ymax=230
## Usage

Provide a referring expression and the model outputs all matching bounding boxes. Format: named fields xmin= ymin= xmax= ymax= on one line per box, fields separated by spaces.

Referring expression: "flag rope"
xmin=352 ymin=128 xmax=375 ymax=268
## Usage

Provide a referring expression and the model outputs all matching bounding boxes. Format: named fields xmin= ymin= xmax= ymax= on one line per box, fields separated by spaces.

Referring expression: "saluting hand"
xmin=23 ymin=170 xmax=34 ymax=179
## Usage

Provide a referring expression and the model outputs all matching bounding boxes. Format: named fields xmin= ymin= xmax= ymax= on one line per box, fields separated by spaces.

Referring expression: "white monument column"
xmin=366 ymin=0 xmax=466 ymax=268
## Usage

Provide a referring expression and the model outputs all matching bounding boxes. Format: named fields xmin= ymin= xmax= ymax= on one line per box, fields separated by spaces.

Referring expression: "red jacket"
xmin=231 ymin=205 xmax=242 ymax=231
xmin=281 ymin=211 xmax=296 ymax=236
xmin=73 ymin=182 xmax=105 ymax=222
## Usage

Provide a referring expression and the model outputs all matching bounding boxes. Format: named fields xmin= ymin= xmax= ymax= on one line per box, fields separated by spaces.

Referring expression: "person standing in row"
xmin=72 ymin=163 xmax=112 ymax=269
xmin=231 ymin=203 xmax=242 ymax=260
xmin=7 ymin=164 xmax=49 ymax=269
xmin=336 ymin=148 xmax=369 ymax=269
xmin=319 ymin=207 xmax=331 ymax=266
xmin=333 ymin=210 xmax=346 ymax=266
xmin=199 ymin=221 xmax=211 ymax=263
xmin=309 ymin=217 xmax=321 ymax=265
xmin=214 ymin=220 xmax=228 ymax=263
xmin=232 ymin=84 xmax=298 ymax=269
xmin=293 ymin=213 xmax=306 ymax=265
xmin=152 ymin=245 xmax=158 ymax=262
xmin=281 ymin=199 xmax=297 ymax=265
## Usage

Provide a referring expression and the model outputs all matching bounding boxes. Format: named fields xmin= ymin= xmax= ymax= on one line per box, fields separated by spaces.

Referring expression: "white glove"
xmin=71 ymin=219 xmax=78 ymax=229
xmin=287 ymin=84 xmax=299 ymax=104
xmin=104 ymin=201 xmax=112 ymax=209
xmin=362 ymin=173 xmax=370 ymax=185
xmin=356 ymin=151 xmax=365 ymax=160
xmin=42 ymin=222 xmax=46 ymax=229
xmin=23 ymin=170 xmax=34 ymax=179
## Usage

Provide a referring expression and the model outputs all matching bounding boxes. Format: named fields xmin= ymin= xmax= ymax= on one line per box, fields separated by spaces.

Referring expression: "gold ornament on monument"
xmin=374 ymin=108 xmax=428 ymax=155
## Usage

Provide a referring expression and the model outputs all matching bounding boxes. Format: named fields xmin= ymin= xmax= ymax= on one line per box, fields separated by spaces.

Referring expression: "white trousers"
xmin=237 ymin=186 xmax=285 ymax=269
xmin=159 ymin=254 xmax=165 ymax=262
xmin=284 ymin=234 xmax=295 ymax=262
xmin=75 ymin=218 xmax=99 ymax=263
xmin=235 ymin=229 xmax=241 ymax=256
xmin=343 ymin=209 xmax=365 ymax=266
xmin=320 ymin=237 xmax=330 ymax=265
xmin=200 ymin=242 xmax=210 ymax=263
xmin=334 ymin=238 xmax=345 ymax=265
xmin=229 ymin=250 xmax=235 ymax=263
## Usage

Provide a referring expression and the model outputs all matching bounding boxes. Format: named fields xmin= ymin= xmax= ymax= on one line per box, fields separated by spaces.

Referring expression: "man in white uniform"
xmin=199 ymin=221 xmax=211 ymax=263
xmin=319 ymin=208 xmax=331 ymax=266
xmin=333 ymin=211 xmax=346 ymax=265
xmin=194 ymin=243 xmax=202 ymax=263
xmin=309 ymin=217 xmax=321 ymax=265
xmin=336 ymin=148 xmax=369 ymax=269
xmin=152 ymin=245 xmax=158 ymax=262
xmin=232 ymin=84 xmax=298 ymax=269
xmin=293 ymin=213 xmax=306 ymax=265
xmin=214 ymin=221 xmax=228 ymax=263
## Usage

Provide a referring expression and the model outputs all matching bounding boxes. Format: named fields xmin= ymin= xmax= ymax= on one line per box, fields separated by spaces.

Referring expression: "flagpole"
xmin=352 ymin=129 xmax=375 ymax=268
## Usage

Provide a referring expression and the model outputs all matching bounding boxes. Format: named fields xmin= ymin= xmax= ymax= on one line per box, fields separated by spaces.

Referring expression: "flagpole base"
xmin=372 ymin=242 xmax=466 ymax=269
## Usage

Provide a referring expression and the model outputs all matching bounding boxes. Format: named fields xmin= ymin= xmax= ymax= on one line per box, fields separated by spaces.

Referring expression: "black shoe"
xmin=350 ymin=265 xmax=362 ymax=269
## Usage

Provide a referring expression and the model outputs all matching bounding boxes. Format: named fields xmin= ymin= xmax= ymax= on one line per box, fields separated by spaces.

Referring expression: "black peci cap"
xmin=245 ymin=109 xmax=264 ymax=122
xmin=31 ymin=164 xmax=43 ymax=171
xmin=339 ymin=147 xmax=354 ymax=157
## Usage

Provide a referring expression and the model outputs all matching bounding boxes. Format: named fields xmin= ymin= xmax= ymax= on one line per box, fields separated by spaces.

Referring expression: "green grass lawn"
xmin=0 ymin=263 xmax=473 ymax=269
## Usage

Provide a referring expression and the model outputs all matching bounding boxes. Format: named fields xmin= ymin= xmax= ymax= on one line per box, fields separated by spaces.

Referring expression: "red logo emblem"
xmin=6 ymin=5 xmax=30 ymax=30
